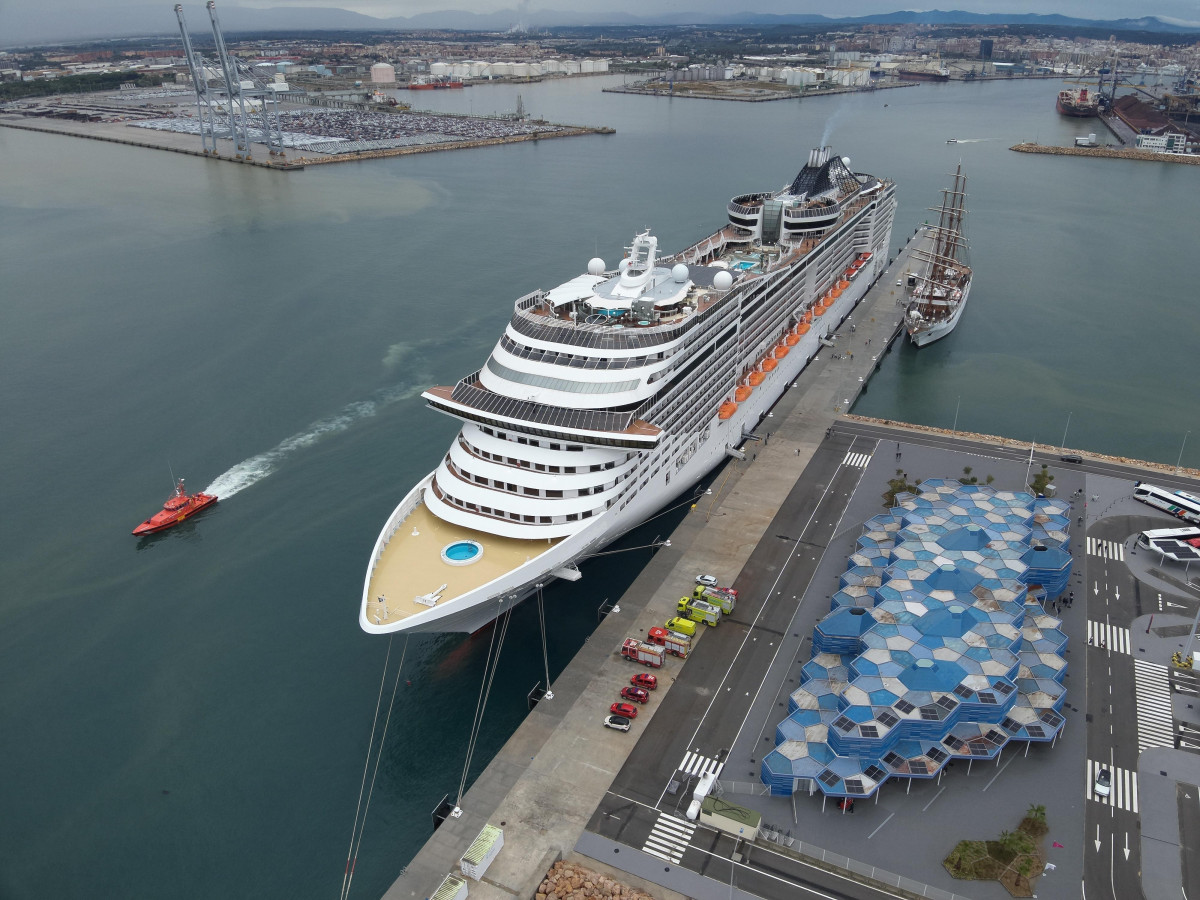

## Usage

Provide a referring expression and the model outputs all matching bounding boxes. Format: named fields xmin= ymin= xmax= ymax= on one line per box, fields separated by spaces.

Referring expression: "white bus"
xmin=1136 ymin=526 xmax=1200 ymax=550
xmin=1133 ymin=482 xmax=1200 ymax=525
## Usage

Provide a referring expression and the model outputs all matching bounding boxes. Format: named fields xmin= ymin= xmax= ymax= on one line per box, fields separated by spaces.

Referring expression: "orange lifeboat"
xmin=837 ymin=279 xmax=850 ymax=290
xmin=718 ymin=401 xmax=738 ymax=420
xmin=735 ymin=385 xmax=752 ymax=402
xmin=774 ymin=344 xmax=789 ymax=359
xmin=796 ymin=322 xmax=810 ymax=335
xmin=785 ymin=333 xmax=800 ymax=346
xmin=814 ymin=305 xmax=826 ymax=317
xmin=803 ymin=310 xmax=813 ymax=324
xmin=748 ymin=371 xmax=765 ymax=386
xmin=762 ymin=358 xmax=778 ymax=372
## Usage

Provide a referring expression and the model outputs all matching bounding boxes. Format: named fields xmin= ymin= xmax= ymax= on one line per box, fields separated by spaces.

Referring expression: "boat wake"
xmin=204 ymin=383 xmax=423 ymax=499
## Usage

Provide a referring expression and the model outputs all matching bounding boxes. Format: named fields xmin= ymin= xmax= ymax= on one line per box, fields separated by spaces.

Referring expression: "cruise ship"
xmin=360 ymin=148 xmax=896 ymax=635
xmin=904 ymin=164 xmax=971 ymax=347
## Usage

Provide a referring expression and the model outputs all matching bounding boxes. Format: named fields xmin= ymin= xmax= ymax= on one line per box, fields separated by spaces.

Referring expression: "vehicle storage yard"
xmin=0 ymin=89 xmax=611 ymax=168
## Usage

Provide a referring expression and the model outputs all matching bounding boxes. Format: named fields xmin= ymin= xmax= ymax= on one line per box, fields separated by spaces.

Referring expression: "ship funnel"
xmin=808 ymin=146 xmax=831 ymax=168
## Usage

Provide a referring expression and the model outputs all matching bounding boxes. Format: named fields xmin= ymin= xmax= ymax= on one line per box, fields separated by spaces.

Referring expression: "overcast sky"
xmin=2 ymin=0 xmax=1197 ymax=49
xmin=226 ymin=0 xmax=1199 ymax=24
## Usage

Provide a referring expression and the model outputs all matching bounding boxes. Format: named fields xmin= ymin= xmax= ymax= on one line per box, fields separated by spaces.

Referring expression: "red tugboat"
xmin=132 ymin=479 xmax=217 ymax=535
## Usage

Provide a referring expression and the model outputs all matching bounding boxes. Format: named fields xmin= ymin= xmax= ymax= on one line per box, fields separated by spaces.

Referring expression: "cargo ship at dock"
xmin=1056 ymin=86 xmax=1100 ymax=117
xmin=360 ymin=147 xmax=896 ymax=635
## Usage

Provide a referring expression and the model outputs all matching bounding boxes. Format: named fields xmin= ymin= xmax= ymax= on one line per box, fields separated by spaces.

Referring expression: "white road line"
xmin=641 ymin=813 xmax=696 ymax=864
xmin=1088 ymin=621 xmax=1131 ymax=655
xmin=841 ymin=451 xmax=872 ymax=468
xmin=1086 ymin=538 xmax=1125 ymax=561
xmin=678 ymin=751 xmax=724 ymax=777
xmin=1133 ymin=659 xmax=1176 ymax=752
xmin=1087 ymin=759 xmax=1139 ymax=812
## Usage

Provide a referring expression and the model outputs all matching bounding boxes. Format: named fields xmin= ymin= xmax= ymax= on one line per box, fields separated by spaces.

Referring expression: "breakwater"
xmin=1010 ymin=141 xmax=1200 ymax=166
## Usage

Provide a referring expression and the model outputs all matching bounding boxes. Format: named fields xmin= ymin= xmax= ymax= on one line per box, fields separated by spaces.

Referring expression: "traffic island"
xmin=942 ymin=805 xmax=1048 ymax=897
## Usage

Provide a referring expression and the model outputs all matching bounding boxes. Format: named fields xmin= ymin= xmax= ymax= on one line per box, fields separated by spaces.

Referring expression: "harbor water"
xmin=0 ymin=74 xmax=1196 ymax=900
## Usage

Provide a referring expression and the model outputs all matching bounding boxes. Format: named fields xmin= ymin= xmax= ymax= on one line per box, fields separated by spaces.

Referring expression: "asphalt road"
xmin=1179 ymin=782 xmax=1200 ymax=900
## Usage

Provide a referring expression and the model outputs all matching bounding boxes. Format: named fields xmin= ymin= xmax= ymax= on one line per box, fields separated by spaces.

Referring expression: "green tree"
xmin=1030 ymin=464 xmax=1055 ymax=496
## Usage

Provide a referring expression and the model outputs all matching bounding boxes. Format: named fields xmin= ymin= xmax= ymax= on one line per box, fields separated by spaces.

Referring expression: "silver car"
xmin=604 ymin=715 xmax=631 ymax=732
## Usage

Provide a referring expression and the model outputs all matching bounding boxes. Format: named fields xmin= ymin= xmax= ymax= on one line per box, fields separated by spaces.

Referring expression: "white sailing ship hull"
xmin=907 ymin=280 xmax=971 ymax=347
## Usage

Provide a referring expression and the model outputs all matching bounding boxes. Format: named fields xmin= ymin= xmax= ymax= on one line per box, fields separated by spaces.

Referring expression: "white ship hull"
xmin=907 ymin=280 xmax=971 ymax=347
xmin=361 ymin=148 xmax=896 ymax=635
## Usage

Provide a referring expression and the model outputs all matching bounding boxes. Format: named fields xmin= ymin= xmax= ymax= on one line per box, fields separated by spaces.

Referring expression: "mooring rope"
xmin=457 ymin=606 xmax=513 ymax=806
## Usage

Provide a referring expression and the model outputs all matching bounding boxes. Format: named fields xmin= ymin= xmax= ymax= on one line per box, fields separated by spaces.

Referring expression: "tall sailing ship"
xmin=904 ymin=165 xmax=971 ymax=347
xmin=360 ymin=148 xmax=896 ymax=635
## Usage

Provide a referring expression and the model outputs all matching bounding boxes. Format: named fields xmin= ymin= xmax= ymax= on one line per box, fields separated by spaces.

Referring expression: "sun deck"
xmin=365 ymin=501 xmax=561 ymax=626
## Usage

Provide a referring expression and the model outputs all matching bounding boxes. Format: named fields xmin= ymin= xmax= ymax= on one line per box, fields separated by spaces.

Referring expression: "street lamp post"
xmin=1177 ymin=430 xmax=1191 ymax=474
xmin=1060 ymin=411 xmax=1072 ymax=452
xmin=952 ymin=395 xmax=961 ymax=434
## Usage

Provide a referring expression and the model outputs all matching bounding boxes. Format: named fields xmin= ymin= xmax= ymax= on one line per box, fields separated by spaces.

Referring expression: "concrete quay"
xmin=381 ymin=233 xmax=931 ymax=900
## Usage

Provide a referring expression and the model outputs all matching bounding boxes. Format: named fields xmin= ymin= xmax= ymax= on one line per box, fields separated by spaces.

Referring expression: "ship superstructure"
xmin=361 ymin=148 xmax=896 ymax=635
xmin=1056 ymin=86 xmax=1100 ymax=117
xmin=904 ymin=165 xmax=971 ymax=347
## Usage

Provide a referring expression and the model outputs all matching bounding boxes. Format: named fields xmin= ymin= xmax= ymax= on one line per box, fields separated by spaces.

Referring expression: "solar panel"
xmin=944 ymin=736 xmax=964 ymax=750
xmin=937 ymin=695 xmax=959 ymax=711
xmin=1040 ymin=711 xmax=1064 ymax=728
xmin=878 ymin=711 xmax=899 ymax=728
xmin=909 ymin=760 xmax=929 ymax=774
xmin=894 ymin=699 xmax=916 ymax=714
xmin=818 ymin=769 xmax=840 ymax=787
xmin=832 ymin=716 xmax=855 ymax=732
xmin=927 ymin=747 xmax=949 ymax=763
xmin=864 ymin=765 xmax=888 ymax=782
xmin=920 ymin=706 xmax=941 ymax=721
xmin=883 ymin=752 xmax=906 ymax=768
xmin=985 ymin=730 xmax=1006 ymax=744
xmin=994 ymin=681 xmax=1015 ymax=696
xmin=1001 ymin=717 xmax=1022 ymax=732
xmin=978 ymin=692 xmax=998 ymax=705
xmin=845 ymin=781 xmax=866 ymax=795
xmin=953 ymin=684 xmax=974 ymax=699
xmin=1025 ymin=725 xmax=1046 ymax=738
xmin=859 ymin=725 xmax=879 ymax=738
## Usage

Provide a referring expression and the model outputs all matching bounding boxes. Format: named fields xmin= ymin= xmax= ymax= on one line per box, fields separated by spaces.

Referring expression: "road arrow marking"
xmin=1115 ymin=586 xmax=1120 ymax=600
xmin=1094 ymin=583 xmax=1100 ymax=596
xmin=1166 ymin=601 xmax=1188 ymax=610
xmin=1124 ymin=832 xmax=1130 ymax=861
xmin=1095 ymin=825 xmax=1101 ymax=853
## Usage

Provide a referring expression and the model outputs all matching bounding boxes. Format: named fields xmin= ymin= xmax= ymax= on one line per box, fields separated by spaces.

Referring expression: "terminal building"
xmin=762 ymin=479 xmax=1072 ymax=800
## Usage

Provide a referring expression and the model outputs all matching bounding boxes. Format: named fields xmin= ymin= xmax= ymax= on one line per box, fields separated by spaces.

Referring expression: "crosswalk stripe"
xmin=1087 ymin=759 xmax=1139 ymax=812
xmin=1086 ymin=538 xmax=1125 ymax=561
xmin=678 ymin=751 xmax=724 ymax=777
xmin=641 ymin=813 xmax=696 ymax=864
xmin=1133 ymin=659 xmax=1176 ymax=751
xmin=841 ymin=451 xmax=872 ymax=468
xmin=1088 ymin=621 xmax=1131 ymax=655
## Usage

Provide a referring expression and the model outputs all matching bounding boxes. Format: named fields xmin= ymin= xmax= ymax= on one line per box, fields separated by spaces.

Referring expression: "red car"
xmin=630 ymin=673 xmax=658 ymax=691
xmin=620 ymin=686 xmax=650 ymax=704
xmin=610 ymin=702 xmax=639 ymax=719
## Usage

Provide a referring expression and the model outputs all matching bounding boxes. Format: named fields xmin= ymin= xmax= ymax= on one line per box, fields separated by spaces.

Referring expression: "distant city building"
xmin=980 ymin=39 xmax=994 ymax=59
xmin=1136 ymin=132 xmax=1189 ymax=154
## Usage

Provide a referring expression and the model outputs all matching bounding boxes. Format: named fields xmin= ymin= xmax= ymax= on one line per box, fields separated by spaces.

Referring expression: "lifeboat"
xmin=774 ymin=344 xmax=789 ymax=359
xmin=796 ymin=322 xmax=811 ymax=334
xmin=785 ymin=333 xmax=800 ymax=346
xmin=814 ymin=305 xmax=826 ymax=317
xmin=803 ymin=310 xmax=813 ymax=324
xmin=860 ymin=251 xmax=872 ymax=261
xmin=748 ymin=371 xmax=765 ymax=386
xmin=132 ymin=478 xmax=217 ymax=536
xmin=718 ymin=401 xmax=738 ymax=420
xmin=735 ymin=385 xmax=753 ymax=402
xmin=762 ymin=358 xmax=778 ymax=372
xmin=837 ymin=279 xmax=850 ymax=290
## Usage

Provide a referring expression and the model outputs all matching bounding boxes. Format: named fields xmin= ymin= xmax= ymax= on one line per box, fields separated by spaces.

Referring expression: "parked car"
xmin=620 ymin=686 xmax=650 ymax=704
xmin=610 ymin=702 xmax=638 ymax=719
xmin=630 ymin=673 xmax=658 ymax=691
xmin=1059 ymin=453 xmax=1083 ymax=464
xmin=696 ymin=574 xmax=719 ymax=587
xmin=603 ymin=715 xmax=631 ymax=732
xmin=1094 ymin=768 xmax=1111 ymax=798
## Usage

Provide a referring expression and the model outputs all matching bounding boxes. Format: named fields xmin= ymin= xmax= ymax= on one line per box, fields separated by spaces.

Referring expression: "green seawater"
xmin=0 ymin=74 xmax=1195 ymax=899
